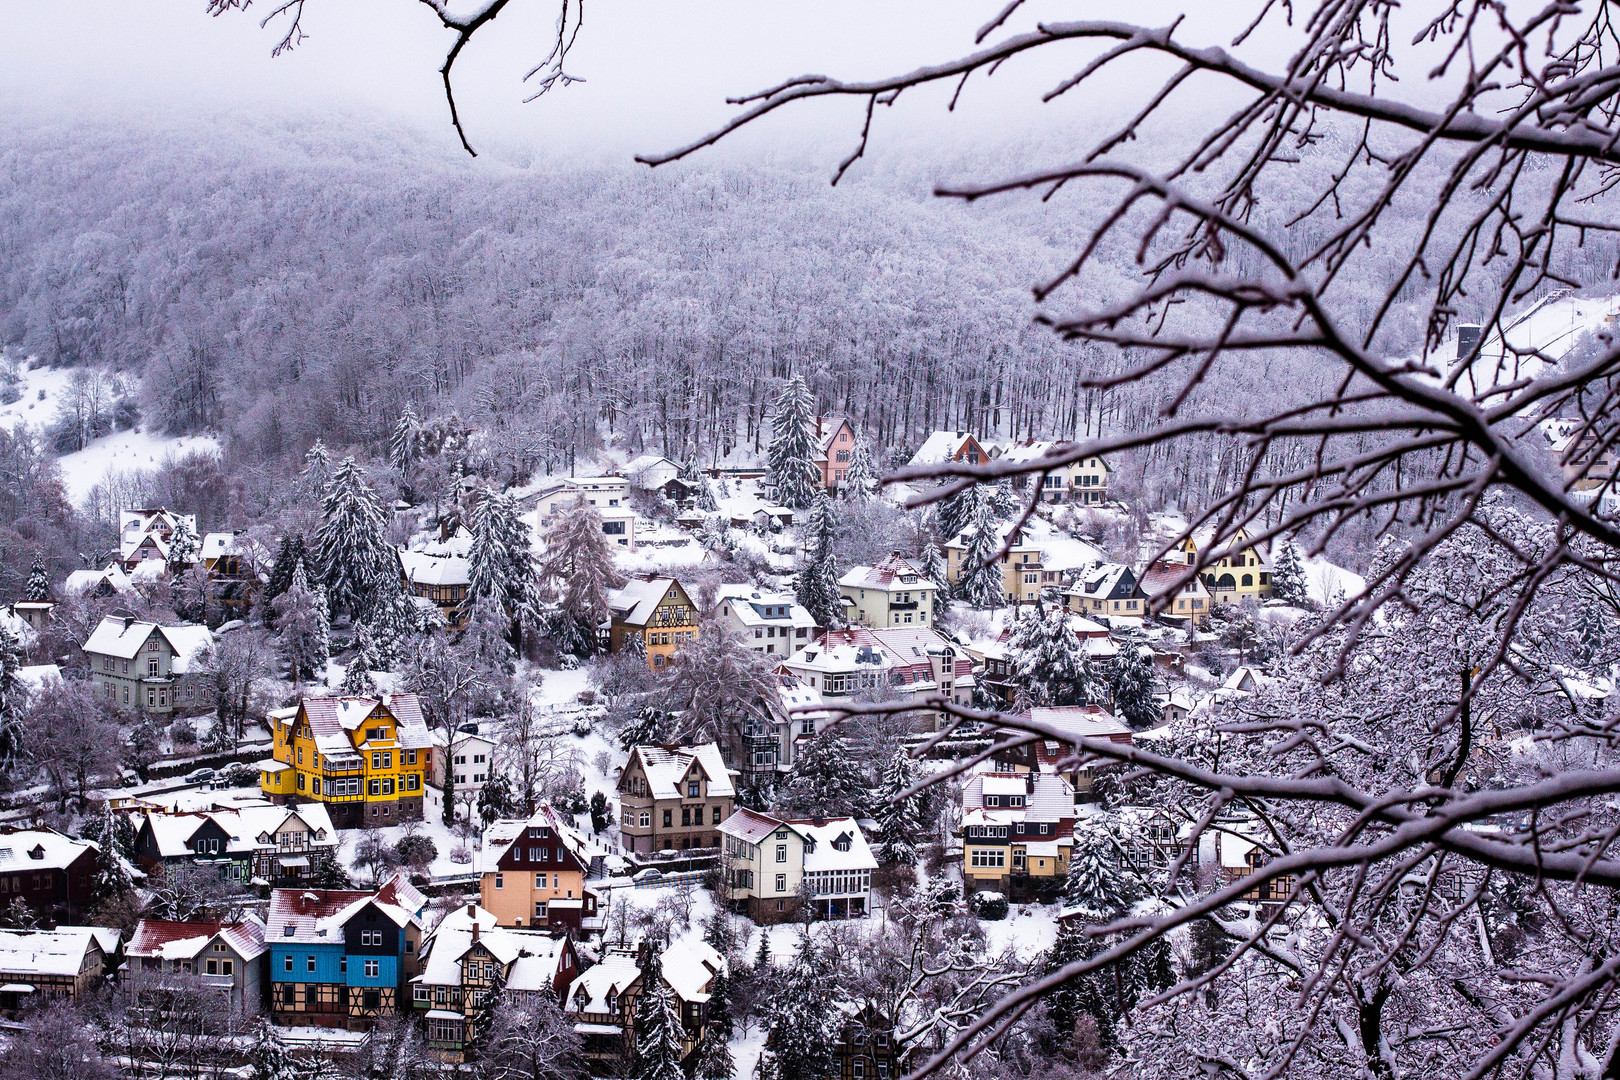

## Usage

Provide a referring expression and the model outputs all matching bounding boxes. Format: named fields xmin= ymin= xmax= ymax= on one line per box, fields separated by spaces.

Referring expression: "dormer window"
xmin=687 ymin=780 xmax=700 ymax=798
xmin=834 ymin=836 xmax=851 ymax=852
xmin=985 ymin=795 xmax=1000 ymax=807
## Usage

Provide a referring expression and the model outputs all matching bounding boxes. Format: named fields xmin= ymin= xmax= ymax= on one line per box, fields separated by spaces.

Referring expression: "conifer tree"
xmin=779 ymin=730 xmax=865 ymax=818
xmin=390 ymin=403 xmax=422 ymax=474
xmin=1578 ymin=598 xmax=1610 ymax=665
xmin=274 ymin=561 xmax=330 ymax=685
xmin=767 ymin=375 xmax=821 ymax=510
xmin=795 ymin=495 xmax=842 ymax=629
xmin=958 ymin=497 xmax=1005 ymax=609
xmin=247 ymin=1020 xmax=297 ymax=1080
xmin=874 ymin=748 xmax=922 ymax=865
xmin=316 ymin=458 xmax=394 ymax=620
xmin=760 ymin=939 xmax=836 ymax=1080
xmin=166 ymin=517 xmax=200 ymax=576
xmin=1010 ymin=604 xmax=1091 ymax=707
xmin=341 ymin=625 xmax=383 ymax=695
xmin=841 ymin=436 xmax=877 ymax=500
xmin=0 ymin=625 xmax=25 ymax=777
xmin=632 ymin=954 xmax=686 ymax=1080
xmin=934 ymin=484 xmax=974 ymax=546
xmin=467 ymin=486 xmax=544 ymax=643
xmin=695 ymin=967 xmax=735 ymax=1080
xmin=1064 ymin=816 xmax=1143 ymax=923
xmin=478 ymin=773 xmax=514 ymax=829
xmin=1270 ymin=534 xmax=1308 ymax=606
xmin=537 ymin=495 xmax=625 ymax=657
xmin=264 ymin=535 xmax=300 ymax=611
xmin=23 ymin=556 xmax=49 ymax=602
xmin=1109 ymin=637 xmax=1158 ymax=729
xmin=300 ymin=440 xmax=332 ymax=496
xmin=917 ymin=542 xmax=948 ymax=610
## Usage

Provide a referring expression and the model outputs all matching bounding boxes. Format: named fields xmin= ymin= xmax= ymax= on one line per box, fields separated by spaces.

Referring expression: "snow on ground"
xmin=59 ymin=428 xmax=221 ymax=504
xmin=0 ymin=362 xmax=73 ymax=430
xmin=984 ymin=903 xmax=1059 ymax=958
xmin=616 ymin=536 xmax=710 ymax=576
xmin=1304 ymin=556 xmax=1366 ymax=605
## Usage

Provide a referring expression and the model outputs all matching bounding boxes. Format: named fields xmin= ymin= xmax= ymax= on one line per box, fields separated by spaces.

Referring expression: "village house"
xmin=10 ymin=600 xmax=53 ymax=633
xmin=1198 ymin=815 xmax=1295 ymax=906
xmin=960 ymin=772 xmax=1076 ymax=898
xmin=616 ymin=743 xmax=736 ymax=854
xmin=1136 ymin=559 xmax=1213 ymax=623
xmin=606 ymin=577 xmax=699 ymax=671
xmin=259 ymin=694 xmax=432 ymax=829
xmin=82 ymin=614 xmax=214 ymax=716
xmin=0 ymin=926 xmax=120 ymax=1013
xmin=200 ymin=531 xmax=268 ymax=615
xmin=907 ymin=430 xmax=989 ymax=469
xmin=132 ymin=802 xmax=339 ymax=887
xmin=1175 ymin=526 xmax=1274 ymax=607
xmin=266 ymin=872 xmax=426 ymax=1031
xmin=63 ymin=563 xmax=135 ymax=599
xmin=718 ymin=668 xmax=828 ymax=784
xmin=428 ymin=725 xmax=498 ymax=822
xmin=943 ymin=525 xmax=1059 ymax=605
xmin=1115 ymin=805 xmax=1189 ymax=877
xmin=831 ymin=1004 xmax=901 ymax=1080
xmin=564 ymin=938 xmax=725 ymax=1074
xmin=719 ymin=808 xmax=877 ymax=923
xmin=991 ymin=705 xmax=1134 ymax=801
xmin=783 ymin=627 xmax=973 ymax=729
xmin=521 ymin=474 xmax=630 ymax=515
xmin=398 ymin=549 xmax=470 ymax=629
xmin=116 ymin=508 xmax=198 ymax=574
xmin=998 ymin=440 xmax=1111 ymax=504
xmin=710 ymin=584 xmax=819 ymax=657
xmin=813 ymin=416 xmax=858 ymax=491
xmin=126 ymin=916 xmax=266 ymax=1015
xmin=623 ymin=456 xmax=682 ymax=491
xmin=0 ymin=827 xmax=103 ymax=924
xmin=1064 ymin=563 xmax=1146 ymax=621
xmin=410 ymin=903 xmax=579 ymax=1060
xmin=839 ymin=553 xmax=939 ymax=629
xmin=478 ymin=804 xmax=604 ymax=931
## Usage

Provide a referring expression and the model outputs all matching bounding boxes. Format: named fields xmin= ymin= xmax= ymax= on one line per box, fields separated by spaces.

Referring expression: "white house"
xmin=623 ymin=456 xmax=682 ymax=490
xmin=118 ymin=508 xmax=199 ymax=573
xmin=711 ymin=585 xmax=819 ymax=656
xmin=838 ymin=553 xmax=939 ymax=629
xmin=520 ymin=476 xmax=630 ymax=519
xmin=719 ymin=807 xmax=876 ymax=923
xmin=782 ymin=627 xmax=972 ymax=729
xmin=429 ymin=727 xmax=499 ymax=820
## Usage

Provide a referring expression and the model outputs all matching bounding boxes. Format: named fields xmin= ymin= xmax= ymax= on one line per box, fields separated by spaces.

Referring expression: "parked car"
xmin=185 ymin=767 xmax=218 ymax=785
xmin=633 ymin=867 xmax=664 ymax=884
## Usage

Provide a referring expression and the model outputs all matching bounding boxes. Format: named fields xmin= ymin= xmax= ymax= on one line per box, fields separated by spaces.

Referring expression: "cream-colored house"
xmin=1175 ymin=526 xmax=1273 ymax=607
xmin=996 ymin=441 xmax=1111 ymax=504
xmin=942 ymin=526 xmax=1059 ymax=605
xmin=718 ymin=808 xmax=876 ymax=923
xmin=838 ymin=553 xmax=939 ymax=629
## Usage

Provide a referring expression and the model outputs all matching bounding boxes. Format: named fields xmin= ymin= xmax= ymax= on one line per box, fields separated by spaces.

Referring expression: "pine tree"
xmin=958 ymin=496 xmax=1005 ymax=609
xmin=795 ymin=495 xmax=843 ymax=629
xmin=1011 ymin=605 xmax=1091 ymax=707
xmin=1064 ymin=816 xmax=1142 ymax=924
xmin=0 ymin=625 xmax=23 ymax=776
xmin=779 ymin=730 xmax=865 ymax=818
xmin=767 ymin=375 xmax=821 ymax=510
xmin=917 ymin=542 xmax=949 ymax=611
xmin=341 ymin=625 xmax=384 ymax=695
xmin=478 ymin=773 xmax=514 ymax=829
xmin=760 ymin=939 xmax=837 ymax=1080
xmin=632 ymin=954 xmax=686 ymax=1080
xmin=1109 ymin=637 xmax=1158 ymax=729
xmin=467 ymin=486 xmax=544 ymax=643
xmin=841 ymin=436 xmax=877 ymax=500
xmin=1578 ymin=598 xmax=1610 ymax=665
xmin=390 ymin=403 xmax=422 ymax=474
xmin=1270 ymin=533 xmax=1308 ymax=606
xmin=264 ymin=535 xmax=298 ymax=609
xmin=274 ymin=561 xmax=330 ymax=685
xmin=754 ymin=930 xmax=771 ymax=972
xmin=536 ymin=495 xmax=624 ymax=657
xmin=166 ymin=517 xmax=200 ymax=576
xmin=79 ymin=802 xmax=135 ymax=900
xmin=247 ymin=1020 xmax=297 ymax=1080
xmin=316 ymin=457 xmax=395 ymax=621
xmin=874 ymin=748 xmax=921 ymax=865
xmin=695 ymin=967 xmax=735 ymax=1080
xmin=300 ymin=440 xmax=332 ymax=497
xmin=23 ymin=556 xmax=49 ymax=603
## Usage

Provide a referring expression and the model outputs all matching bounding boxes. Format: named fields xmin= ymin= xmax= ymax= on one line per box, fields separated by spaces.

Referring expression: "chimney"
xmin=1025 ymin=772 xmax=1036 ymax=794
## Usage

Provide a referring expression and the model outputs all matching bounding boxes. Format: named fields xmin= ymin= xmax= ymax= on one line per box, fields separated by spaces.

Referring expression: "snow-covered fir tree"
xmin=315 ymin=458 xmax=394 ymax=620
xmin=536 ymin=495 xmax=625 ymax=657
xmin=958 ymin=497 xmax=1005 ymax=609
xmin=779 ymin=730 xmax=865 ymax=818
xmin=760 ymin=938 xmax=837 ymax=1080
xmin=273 ymin=561 xmax=330 ymax=685
xmin=263 ymin=534 xmax=305 ymax=612
xmin=165 ymin=517 xmax=199 ymax=576
xmin=695 ymin=966 xmax=735 ymax=1080
xmin=1064 ymin=816 xmax=1142 ymax=923
xmin=23 ymin=556 xmax=49 ymax=602
xmin=841 ymin=435 xmax=877 ymax=500
xmin=1577 ymin=598 xmax=1610 ymax=665
xmin=1109 ymin=637 xmax=1158 ymax=729
xmin=874 ymin=748 xmax=922 ymax=865
xmin=467 ymin=486 xmax=543 ymax=642
xmin=917 ymin=541 xmax=948 ymax=612
xmin=934 ymin=481 xmax=979 ymax=546
xmin=341 ymin=625 xmax=384 ymax=695
xmin=300 ymin=440 xmax=332 ymax=496
xmin=1269 ymin=533 xmax=1308 ymax=606
xmin=0 ymin=625 xmax=26 ymax=777
xmin=389 ymin=403 xmax=421 ymax=474
xmin=1010 ymin=604 xmax=1091 ymax=707
xmin=795 ymin=495 xmax=843 ymax=629
xmin=632 ymin=954 xmax=685 ymax=1080
xmin=767 ymin=375 xmax=821 ymax=510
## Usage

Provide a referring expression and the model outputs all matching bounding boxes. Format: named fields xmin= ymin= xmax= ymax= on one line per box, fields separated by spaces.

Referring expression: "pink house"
xmin=814 ymin=417 xmax=857 ymax=492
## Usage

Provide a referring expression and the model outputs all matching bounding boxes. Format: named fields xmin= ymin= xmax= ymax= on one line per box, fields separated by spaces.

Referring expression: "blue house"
xmin=266 ymin=872 xmax=426 ymax=1030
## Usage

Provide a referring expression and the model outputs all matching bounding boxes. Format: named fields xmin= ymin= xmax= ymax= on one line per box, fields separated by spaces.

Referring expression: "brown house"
xmin=606 ymin=578 xmax=699 ymax=672
xmin=0 ymin=828 xmax=102 ymax=924
xmin=617 ymin=744 xmax=736 ymax=855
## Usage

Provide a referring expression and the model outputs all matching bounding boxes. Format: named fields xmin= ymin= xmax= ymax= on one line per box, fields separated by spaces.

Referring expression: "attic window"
xmin=283 ymin=926 xmax=295 ymax=937
xmin=27 ymin=845 xmax=43 ymax=860
xmin=834 ymin=836 xmax=851 ymax=852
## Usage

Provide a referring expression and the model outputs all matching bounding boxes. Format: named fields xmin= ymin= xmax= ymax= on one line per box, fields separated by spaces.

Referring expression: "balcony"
xmin=887 ymin=600 xmax=919 ymax=610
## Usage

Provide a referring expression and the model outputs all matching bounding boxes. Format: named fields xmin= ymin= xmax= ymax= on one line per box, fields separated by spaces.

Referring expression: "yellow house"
xmin=260 ymin=694 xmax=432 ymax=830
xmin=1136 ymin=560 xmax=1212 ymax=623
xmin=942 ymin=526 xmax=1058 ymax=605
xmin=838 ymin=553 xmax=939 ymax=628
xmin=960 ymin=772 xmax=1075 ymax=897
xmin=1176 ymin=527 xmax=1273 ymax=606
xmin=607 ymin=578 xmax=699 ymax=671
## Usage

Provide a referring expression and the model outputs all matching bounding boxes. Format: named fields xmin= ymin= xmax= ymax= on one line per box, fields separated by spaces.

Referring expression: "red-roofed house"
xmin=126 ymin=917 xmax=267 ymax=1014
xmin=838 ymin=553 xmax=940 ymax=629
xmin=992 ymin=705 xmax=1134 ymax=801
xmin=813 ymin=417 xmax=857 ymax=492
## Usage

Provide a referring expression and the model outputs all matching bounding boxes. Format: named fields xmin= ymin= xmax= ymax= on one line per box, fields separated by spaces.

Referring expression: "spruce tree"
xmin=274 ymin=561 xmax=330 ymax=686
xmin=695 ymin=967 xmax=735 ymax=1080
xmin=390 ymin=403 xmax=422 ymax=473
xmin=632 ymin=954 xmax=686 ymax=1080
xmin=767 ymin=375 xmax=821 ymax=510
xmin=841 ymin=436 xmax=877 ymax=500
xmin=1270 ymin=534 xmax=1308 ymax=606
xmin=300 ymin=440 xmax=332 ymax=497
xmin=341 ymin=625 xmax=383 ymax=695
xmin=467 ymin=486 xmax=544 ymax=643
xmin=537 ymin=495 xmax=625 ymax=657
xmin=264 ymin=535 xmax=300 ymax=611
xmin=478 ymin=773 xmax=514 ymax=829
xmin=1109 ymin=637 xmax=1158 ymax=729
xmin=316 ymin=458 xmax=395 ymax=620
xmin=0 ymin=625 xmax=24 ymax=777
xmin=958 ymin=497 xmax=1005 ymax=609
xmin=23 ymin=556 xmax=49 ymax=603
xmin=1011 ymin=605 xmax=1091 ymax=707
xmin=166 ymin=517 xmax=200 ymax=576
xmin=760 ymin=939 xmax=836 ymax=1080
xmin=1578 ymin=598 xmax=1610 ymax=665
xmin=795 ymin=495 xmax=842 ymax=629
xmin=779 ymin=730 xmax=865 ymax=818
xmin=874 ymin=748 xmax=922 ymax=865
xmin=1064 ymin=816 xmax=1142 ymax=923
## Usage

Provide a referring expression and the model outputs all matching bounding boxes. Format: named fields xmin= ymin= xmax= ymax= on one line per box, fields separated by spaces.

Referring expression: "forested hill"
xmin=0 ymin=114 xmax=1116 ymax=473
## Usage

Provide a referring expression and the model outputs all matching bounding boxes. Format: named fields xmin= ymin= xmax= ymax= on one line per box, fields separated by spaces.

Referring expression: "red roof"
xmin=127 ymin=918 xmax=223 ymax=953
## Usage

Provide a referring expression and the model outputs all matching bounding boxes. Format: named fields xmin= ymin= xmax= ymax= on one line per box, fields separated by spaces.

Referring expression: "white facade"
xmin=711 ymin=585 xmax=819 ymax=656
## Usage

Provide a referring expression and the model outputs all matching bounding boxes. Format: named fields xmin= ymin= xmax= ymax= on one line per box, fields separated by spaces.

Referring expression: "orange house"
xmin=607 ymin=578 xmax=699 ymax=670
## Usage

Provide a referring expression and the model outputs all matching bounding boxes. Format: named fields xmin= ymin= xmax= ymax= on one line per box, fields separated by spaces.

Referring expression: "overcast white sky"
xmin=1 ymin=1 xmax=1279 ymax=167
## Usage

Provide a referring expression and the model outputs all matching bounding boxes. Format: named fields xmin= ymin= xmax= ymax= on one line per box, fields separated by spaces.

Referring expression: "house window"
xmin=639 ymin=812 xmax=650 ymax=828
xmin=415 ymin=986 xmax=429 ymax=1003
xmin=713 ymin=806 xmax=722 ymax=824
xmin=365 ymin=989 xmax=380 ymax=1010
xmin=535 ymin=901 xmax=548 ymax=920
xmin=775 ymin=874 xmax=787 ymax=892
xmin=307 ymin=956 xmax=316 ymax=972
xmin=223 ymin=960 xmax=233 ymax=975
xmin=365 ymin=960 xmax=379 ymax=978
xmin=206 ymin=960 xmax=218 ymax=974
xmin=663 ymin=810 xmax=672 ymax=828
xmin=687 ymin=780 xmax=700 ymax=798
xmin=494 ymin=874 xmax=503 ymax=889
xmin=284 ymin=956 xmax=293 ymax=972
xmin=148 ymin=658 xmax=159 ymax=677
xmin=777 ymin=845 xmax=787 ymax=863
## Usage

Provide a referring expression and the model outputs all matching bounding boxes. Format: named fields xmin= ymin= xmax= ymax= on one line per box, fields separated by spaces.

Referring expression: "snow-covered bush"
xmin=969 ymin=891 xmax=1009 ymax=920
xmin=449 ymin=844 xmax=472 ymax=864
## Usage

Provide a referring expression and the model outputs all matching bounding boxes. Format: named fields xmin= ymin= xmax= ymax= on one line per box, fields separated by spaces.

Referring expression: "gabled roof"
xmin=266 ymin=872 xmax=423 ymax=944
xmin=416 ymin=904 xmax=570 ymax=991
xmin=795 ymin=818 xmax=878 ymax=874
xmin=480 ymin=803 xmax=611 ymax=869
xmin=659 ymin=938 xmax=724 ymax=1003
xmin=127 ymin=918 xmax=266 ymax=962
xmin=1068 ymin=563 xmax=1138 ymax=601
xmin=298 ymin=694 xmax=432 ymax=758
xmin=814 ymin=417 xmax=853 ymax=457
xmin=81 ymin=616 xmax=213 ymax=665
xmin=907 ymin=431 xmax=983 ymax=467
xmin=711 ymin=585 xmax=819 ymax=629
xmin=63 ymin=564 xmax=135 ymax=597
xmin=142 ymin=803 xmax=338 ymax=858
xmin=839 ymin=553 xmax=935 ymax=592
xmin=566 ymin=947 xmax=641 ymax=1014
xmin=1136 ymin=560 xmax=1210 ymax=601
xmin=398 ymin=549 xmax=471 ymax=588
xmin=624 ymin=744 xmax=734 ymax=800
xmin=1023 ymin=705 xmax=1132 ymax=742
xmin=608 ymin=578 xmax=684 ymax=626
xmin=0 ymin=829 xmax=96 ymax=872
xmin=0 ymin=927 xmax=109 ymax=977
xmin=962 ymin=772 xmax=1074 ymax=825
xmin=719 ymin=807 xmax=794 ymax=845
